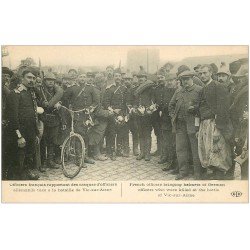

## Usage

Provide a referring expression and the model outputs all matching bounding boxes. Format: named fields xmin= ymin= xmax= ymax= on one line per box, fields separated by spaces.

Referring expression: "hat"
xmin=44 ymin=72 xmax=56 ymax=80
xmin=2 ymin=67 xmax=13 ymax=77
xmin=210 ymin=63 xmax=218 ymax=74
xmin=233 ymin=64 xmax=248 ymax=77
xmin=106 ymin=65 xmax=114 ymax=70
xmin=194 ymin=64 xmax=201 ymax=71
xmin=21 ymin=67 xmax=39 ymax=77
xmin=68 ymin=69 xmax=78 ymax=74
xmin=86 ymin=72 xmax=95 ymax=77
xmin=178 ymin=70 xmax=195 ymax=78
xmin=177 ymin=65 xmax=190 ymax=77
xmin=217 ymin=62 xmax=230 ymax=75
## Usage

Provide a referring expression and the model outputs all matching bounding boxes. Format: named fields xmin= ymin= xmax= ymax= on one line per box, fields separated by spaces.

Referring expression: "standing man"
xmin=102 ymin=70 xmax=129 ymax=159
xmin=154 ymin=73 xmax=177 ymax=170
xmin=62 ymin=72 xmax=100 ymax=165
xmin=134 ymin=71 xmax=155 ymax=161
xmin=6 ymin=68 xmax=41 ymax=180
xmin=40 ymin=72 xmax=63 ymax=170
xmin=125 ymin=73 xmax=140 ymax=156
xmin=169 ymin=70 xmax=202 ymax=180
xmin=198 ymin=64 xmax=233 ymax=180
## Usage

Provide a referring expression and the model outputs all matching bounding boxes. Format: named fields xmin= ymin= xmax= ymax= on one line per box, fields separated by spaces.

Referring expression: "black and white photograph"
xmin=2 ymin=45 xmax=248 ymax=182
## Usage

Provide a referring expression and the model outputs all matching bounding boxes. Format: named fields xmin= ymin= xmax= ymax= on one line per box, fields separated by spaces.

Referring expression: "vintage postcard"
xmin=1 ymin=45 xmax=248 ymax=203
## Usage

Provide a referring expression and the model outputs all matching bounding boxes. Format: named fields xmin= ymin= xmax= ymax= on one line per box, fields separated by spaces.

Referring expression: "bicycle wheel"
xmin=61 ymin=133 xmax=85 ymax=178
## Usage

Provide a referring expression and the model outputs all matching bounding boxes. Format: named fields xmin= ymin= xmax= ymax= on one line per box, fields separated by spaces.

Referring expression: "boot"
xmin=84 ymin=157 xmax=95 ymax=164
xmin=158 ymin=156 xmax=168 ymax=164
xmin=136 ymin=154 xmax=144 ymax=160
xmin=47 ymin=154 xmax=60 ymax=169
xmin=132 ymin=136 xmax=139 ymax=156
xmin=93 ymin=145 xmax=108 ymax=161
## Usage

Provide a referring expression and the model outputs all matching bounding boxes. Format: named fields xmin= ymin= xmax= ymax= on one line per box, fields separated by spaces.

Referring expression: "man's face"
xmin=157 ymin=75 xmax=165 ymax=85
xmin=138 ymin=76 xmax=147 ymax=84
xmin=106 ymin=67 xmax=114 ymax=79
xmin=114 ymin=73 xmax=122 ymax=84
xmin=180 ymin=76 xmax=193 ymax=88
xmin=69 ymin=70 xmax=77 ymax=78
xmin=2 ymin=73 xmax=11 ymax=86
xmin=217 ymin=73 xmax=229 ymax=83
xmin=78 ymin=74 xmax=86 ymax=85
xmin=198 ymin=67 xmax=212 ymax=83
xmin=45 ymin=79 xmax=55 ymax=88
xmin=87 ymin=76 xmax=94 ymax=85
xmin=22 ymin=72 xmax=36 ymax=88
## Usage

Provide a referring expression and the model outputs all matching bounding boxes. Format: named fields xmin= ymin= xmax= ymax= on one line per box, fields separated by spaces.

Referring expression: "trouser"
xmin=128 ymin=116 xmax=139 ymax=153
xmin=116 ymin=123 xmax=129 ymax=154
xmin=75 ymin=121 xmax=89 ymax=157
xmin=137 ymin=116 xmax=152 ymax=157
xmin=151 ymin=113 xmax=162 ymax=153
xmin=160 ymin=129 xmax=175 ymax=161
xmin=176 ymin=121 xmax=201 ymax=178
xmin=41 ymin=125 xmax=60 ymax=162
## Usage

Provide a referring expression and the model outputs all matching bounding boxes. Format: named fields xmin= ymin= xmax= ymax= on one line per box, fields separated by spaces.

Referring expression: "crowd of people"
xmin=2 ymin=57 xmax=248 ymax=181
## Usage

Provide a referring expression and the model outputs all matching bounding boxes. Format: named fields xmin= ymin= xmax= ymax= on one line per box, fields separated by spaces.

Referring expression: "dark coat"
xmin=169 ymin=83 xmax=202 ymax=134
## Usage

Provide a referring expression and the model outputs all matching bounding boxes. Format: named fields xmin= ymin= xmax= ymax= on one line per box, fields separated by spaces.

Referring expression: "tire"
xmin=61 ymin=133 xmax=85 ymax=178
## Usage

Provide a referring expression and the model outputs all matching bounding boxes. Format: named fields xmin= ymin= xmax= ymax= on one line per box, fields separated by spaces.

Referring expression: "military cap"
xmin=86 ymin=72 xmax=95 ymax=77
xmin=176 ymin=65 xmax=190 ymax=77
xmin=21 ymin=67 xmax=39 ymax=77
xmin=178 ymin=70 xmax=195 ymax=78
xmin=106 ymin=65 xmax=114 ymax=70
xmin=44 ymin=72 xmax=56 ymax=80
xmin=2 ymin=67 xmax=13 ymax=77
xmin=194 ymin=64 xmax=201 ymax=71
xmin=68 ymin=68 xmax=78 ymax=74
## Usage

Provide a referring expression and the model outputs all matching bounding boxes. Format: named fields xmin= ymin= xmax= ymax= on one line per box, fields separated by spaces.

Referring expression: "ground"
xmin=39 ymin=133 xmax=241 ymax=181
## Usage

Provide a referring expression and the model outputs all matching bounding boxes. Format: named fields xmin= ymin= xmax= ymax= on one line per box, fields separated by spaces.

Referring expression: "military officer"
xmin=133 ymin=71 xmax=155 ymax=161
xmin=6 ymin=68 xmax=41 ymax=180
xmin=125 ymin=73 xmax=140 ymax=156
xmin=154 ymin=73 xmax=177 ymax=170
xmin=62 ymin=72 xmax=100 ymax=165
xmin=102 ymin=71 xmax=129 ymax=159
xmin=40 ymin=72 xmax=63 ymax=170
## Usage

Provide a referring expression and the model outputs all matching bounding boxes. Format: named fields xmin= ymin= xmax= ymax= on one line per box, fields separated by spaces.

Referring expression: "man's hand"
xmin=243 ymin=111 xmax=248 ymax=120
xmin=17 ymin=137 xmax=26 ymax=148
xmin=54 ymin=102 xmax=62 ymax=110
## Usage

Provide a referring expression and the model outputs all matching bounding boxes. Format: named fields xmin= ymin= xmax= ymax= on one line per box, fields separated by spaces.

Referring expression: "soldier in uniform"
xmin=125 ymin=73 xmax=140 ymax=156
xmin=6 ymin=68 xmax=41 ymax=180
xmin=169 ymin=70 xmax=203 ymax=180
xmin=102 ymin=70 xmax=129 ymax=160
xmin=62 ymin=72 xmax=100 ymax=165
xmin=40 ymin=72 xmax=63 ymax=170
xmin=2 ymin=67 xmax=13 ymax=179
xmin=154 ymin=73 xmax=177 ymax=170
xmin=133 ymin=71 xmax=155 ymax=161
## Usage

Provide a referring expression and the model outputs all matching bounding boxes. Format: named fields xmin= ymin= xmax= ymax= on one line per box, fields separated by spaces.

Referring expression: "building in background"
xmin=127 ymin=49 xmax=160 ymax=74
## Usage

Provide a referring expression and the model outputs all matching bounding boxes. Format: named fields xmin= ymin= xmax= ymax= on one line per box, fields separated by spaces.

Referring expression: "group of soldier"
xmin=2 ymin=57 xmax=248 ymax=181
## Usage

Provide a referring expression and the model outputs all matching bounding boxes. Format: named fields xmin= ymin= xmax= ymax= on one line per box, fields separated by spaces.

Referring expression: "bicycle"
xmin=60 ymin=105 xmax=95 ymax=178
